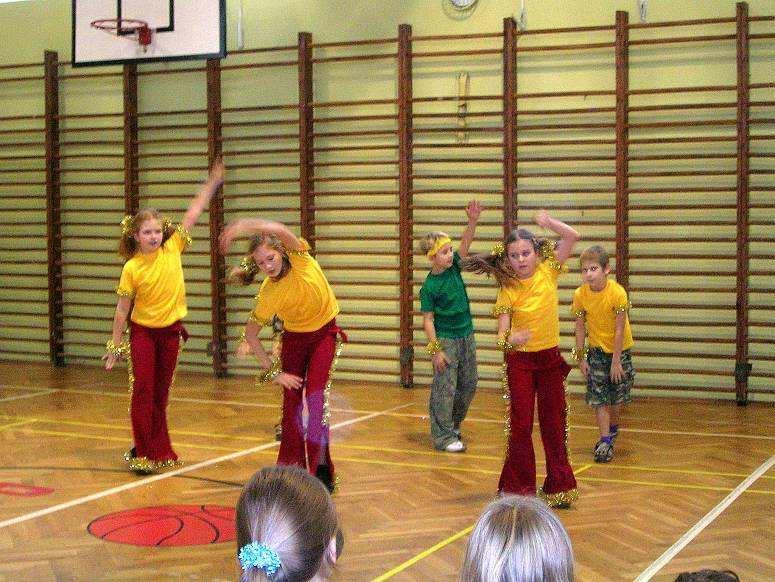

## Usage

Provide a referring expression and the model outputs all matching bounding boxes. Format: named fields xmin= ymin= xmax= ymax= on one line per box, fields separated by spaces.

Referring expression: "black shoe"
xmin=315 ymin=465 xmax=336 ymax=493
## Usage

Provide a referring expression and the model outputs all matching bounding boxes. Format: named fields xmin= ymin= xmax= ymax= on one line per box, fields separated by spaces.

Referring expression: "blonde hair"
xmin=231 ymin=233 xmax=291 ymax=285
xmin=418 ymin=231 xmax=450 ymax=256
xmin=118 ymin=208 xmax=174 ymax=260
xmin=579 ymin=245 xmax=609 ymax=269
xmin=461 ymin=495 xmax=574 ymax=582
xmin=236 ymin=465 xmax=339 ymax=582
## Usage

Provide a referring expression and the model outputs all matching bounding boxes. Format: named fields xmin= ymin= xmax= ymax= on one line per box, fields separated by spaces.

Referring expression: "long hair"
xmin=118 ymin=208 xmax=174 ymax=260
xmin=236 ymin=465 xmax=339 ymax=582
xmin=231 ymin=233 xmax=292 ymax=285
xmin=461 ymin=228 xmax=542 ymax=286
xmin=460 ymin=495 xmax=574 ymax=582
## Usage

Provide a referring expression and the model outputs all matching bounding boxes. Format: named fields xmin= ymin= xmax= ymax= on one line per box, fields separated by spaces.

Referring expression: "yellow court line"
xmin=583 ymin=461 xmax=775 ymax=481
xmin=371 ymin=524 xmax=475 ymax=582
xmin=14 ymin=428 xmax=243 ymax=453
xmin=0 ymin=419 xmax=37 ymax=432
xmin=576 ymin=475 xmax=775 ymax=496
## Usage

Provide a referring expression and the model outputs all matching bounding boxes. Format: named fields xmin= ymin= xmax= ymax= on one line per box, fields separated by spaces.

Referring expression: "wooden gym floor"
xmin=0 ymin=361 xmax=772 ymax=581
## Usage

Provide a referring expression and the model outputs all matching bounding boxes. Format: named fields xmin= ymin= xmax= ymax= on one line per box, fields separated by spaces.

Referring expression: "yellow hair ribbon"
xmin=426 ymin=236 xmax=452 ymax=260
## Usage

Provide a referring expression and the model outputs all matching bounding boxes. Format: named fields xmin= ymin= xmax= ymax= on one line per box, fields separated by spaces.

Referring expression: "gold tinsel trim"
xmin=570 ymin=307 xmax=586 ymax=320
xmin=491 ymin=305 xmax=513 ymax=317
xmin=105 ymin=339 xmax=130 ymax=359
xmin=501 ymin=356 xmax=511 ymax=459
xmin=240 ymin=256 xmax=258 ymax=276
xmin=425 ymin=339 xmax=443 ymax=356
xmin=322 ymin=335 xmax=344 ymax=427
xmin=126 ymin=455 xmax=183 ymax=474
xmin=613 ymin=301 xmax=632 ymax=315
xmin=491 ymin=241 xmax=505 ymax=257
xmin=176 ymin=223 xmax=192 ymax=248
xmin=248 ymin=313 xmax=271 ymax=328
xmin=120 ymin=215 xmax=133 ymax=236
xmin=570 ymin=346 xmax=589 ymax=363
xmin=115 ymin=286 xmax=135 ymax=298
xmin=538 ymin=240 xmax=568 ymax=273
xmin=537 ymin=487 xmax=579 ymax=508
xmin=287 ymin=237 xmax=310 ymax=256
xmin=256 ymin=357 xmax=282 ymax=387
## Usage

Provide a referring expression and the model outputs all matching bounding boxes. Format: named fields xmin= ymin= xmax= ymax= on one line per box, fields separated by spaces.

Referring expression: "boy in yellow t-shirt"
xmin=571 ymin=245 xmax=635 ymax=463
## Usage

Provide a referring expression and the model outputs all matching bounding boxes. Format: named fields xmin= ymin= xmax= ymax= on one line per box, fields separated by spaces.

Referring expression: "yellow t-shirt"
xmin=249 ymin=239 xmax=339 ymax=333
xmin=571 ymin=279 xmax=634 ymax=353
xmin=116 ymin=226 xmax=191 ymax=328
xmin=493 ymin=260 xmax=563 ymax=352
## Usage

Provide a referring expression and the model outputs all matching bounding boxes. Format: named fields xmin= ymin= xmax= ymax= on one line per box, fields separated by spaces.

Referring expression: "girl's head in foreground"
xmin=461 ymin=495 xmax=574 ymax=582
xmin=236 ymin=465 xmax=340 ymax=582
xmin=118 ymin=209 xmax=175 ymax=259
xmin=233 ymin=233 xmax=292 ymax=284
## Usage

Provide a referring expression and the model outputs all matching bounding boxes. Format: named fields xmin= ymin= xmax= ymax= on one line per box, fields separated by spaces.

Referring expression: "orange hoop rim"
xmin=90 ymin=18 xmax=150 ymax=33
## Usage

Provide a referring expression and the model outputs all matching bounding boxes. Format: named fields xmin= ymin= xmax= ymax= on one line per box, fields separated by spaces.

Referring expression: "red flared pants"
xmin=129 ymin=320 xmax=186 ymax=462
xmin=498 ymin=346 xmax=577 ymax=496
xmin=277 ymin=319 xmax=343 ymax=478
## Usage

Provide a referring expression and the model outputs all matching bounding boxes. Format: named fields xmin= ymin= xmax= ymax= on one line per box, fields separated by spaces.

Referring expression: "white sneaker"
xmin=444 ymin=440 xmax=465 ymax=453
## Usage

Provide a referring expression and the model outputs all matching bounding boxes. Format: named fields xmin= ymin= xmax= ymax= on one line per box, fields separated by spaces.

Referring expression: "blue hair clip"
xmin=238 ymin=541 xmax=282 ymax=575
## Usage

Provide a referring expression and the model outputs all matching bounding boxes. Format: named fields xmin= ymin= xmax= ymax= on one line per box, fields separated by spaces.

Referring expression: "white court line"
xmin=634 ymin=454 xmax=775 ymax=582
xmin=55 ymin=388 xmax=775 ymax=441
xmin=0 ymin=389 xmax=57 ymax=403
xmin=0 ymin=402 xmax=412 ymax=531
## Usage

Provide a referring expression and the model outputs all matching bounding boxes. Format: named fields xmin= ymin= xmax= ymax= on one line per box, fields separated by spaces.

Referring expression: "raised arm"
xmin=458 ymin=200 xmax=482 ymax=258
xmin=180 ymin=158 xmax=225 ymax=232
xmin=219 ymin=218 xmax=302 ymax=254
xmin=534 ymin=209 xmax=579 ymax=265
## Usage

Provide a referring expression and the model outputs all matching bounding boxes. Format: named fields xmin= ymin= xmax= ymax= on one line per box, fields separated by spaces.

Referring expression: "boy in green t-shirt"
xmin=418 ymin=201 xmax=482 ymax=452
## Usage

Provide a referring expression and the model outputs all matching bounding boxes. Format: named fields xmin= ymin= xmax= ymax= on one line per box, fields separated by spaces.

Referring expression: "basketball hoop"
xmin=91 ymin=18 xmax=153 ymax=52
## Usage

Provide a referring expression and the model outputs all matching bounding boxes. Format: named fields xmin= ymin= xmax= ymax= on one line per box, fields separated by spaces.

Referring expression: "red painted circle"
xmin=88 ymin=505 xmax=235 ymax=546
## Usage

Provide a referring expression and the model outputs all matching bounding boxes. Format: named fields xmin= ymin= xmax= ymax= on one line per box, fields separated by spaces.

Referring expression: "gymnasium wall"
xmin=0 ymin=0 xmax=773 ymax=401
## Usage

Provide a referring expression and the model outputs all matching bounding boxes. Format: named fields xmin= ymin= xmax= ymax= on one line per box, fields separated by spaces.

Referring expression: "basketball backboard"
xmin=72 ymin=0 xmax=226 ymax=67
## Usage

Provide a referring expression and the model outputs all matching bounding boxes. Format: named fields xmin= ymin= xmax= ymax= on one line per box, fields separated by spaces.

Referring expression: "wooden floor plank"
xmin=0 ymin=362 xmax=772 ymax=581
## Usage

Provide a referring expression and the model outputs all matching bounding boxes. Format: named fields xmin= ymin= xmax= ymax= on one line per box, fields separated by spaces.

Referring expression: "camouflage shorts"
xmin=585 ymin=347 xmax=635 ymax=407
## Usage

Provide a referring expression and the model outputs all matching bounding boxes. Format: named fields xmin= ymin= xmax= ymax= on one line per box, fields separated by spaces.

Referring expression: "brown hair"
xmin=231 ymin=233 xmax=291 ymax=285
xmin=118 ymin=208 xmax=175 ymax=260
xmin=460 ymin=495 xmax=574 ymax=582
xmin=236 ymin=465 xmax=339 ymax=582
xmin=579 ymin=245 xmax=609 ymax=269
xmin=461 ymin=228 xmax=543 ymax=286
xmin=674 ymin=571 xmax=740 ymax=582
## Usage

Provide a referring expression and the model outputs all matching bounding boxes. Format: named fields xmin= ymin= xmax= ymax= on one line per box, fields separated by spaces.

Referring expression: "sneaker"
xmin=444 ymin=440 xmax=466 ymax=453
xmin=593 ymin=440 xmax=613 ymax=463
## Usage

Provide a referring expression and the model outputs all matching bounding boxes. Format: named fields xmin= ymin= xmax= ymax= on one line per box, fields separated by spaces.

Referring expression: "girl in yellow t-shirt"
xmin=103 ymin=159 xmax=224 ymax=474
xmin=463 ymin=210 xmax=580 ymax=508
xmin=220 ymin=218 xmax=343 ymax=493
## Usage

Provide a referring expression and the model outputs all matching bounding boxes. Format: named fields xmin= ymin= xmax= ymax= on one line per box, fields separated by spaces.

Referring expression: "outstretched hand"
xmin=466 ymin=200 xmax=483 ymax=222
xmin=534 ymin=209 xmax=552 ymax=229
